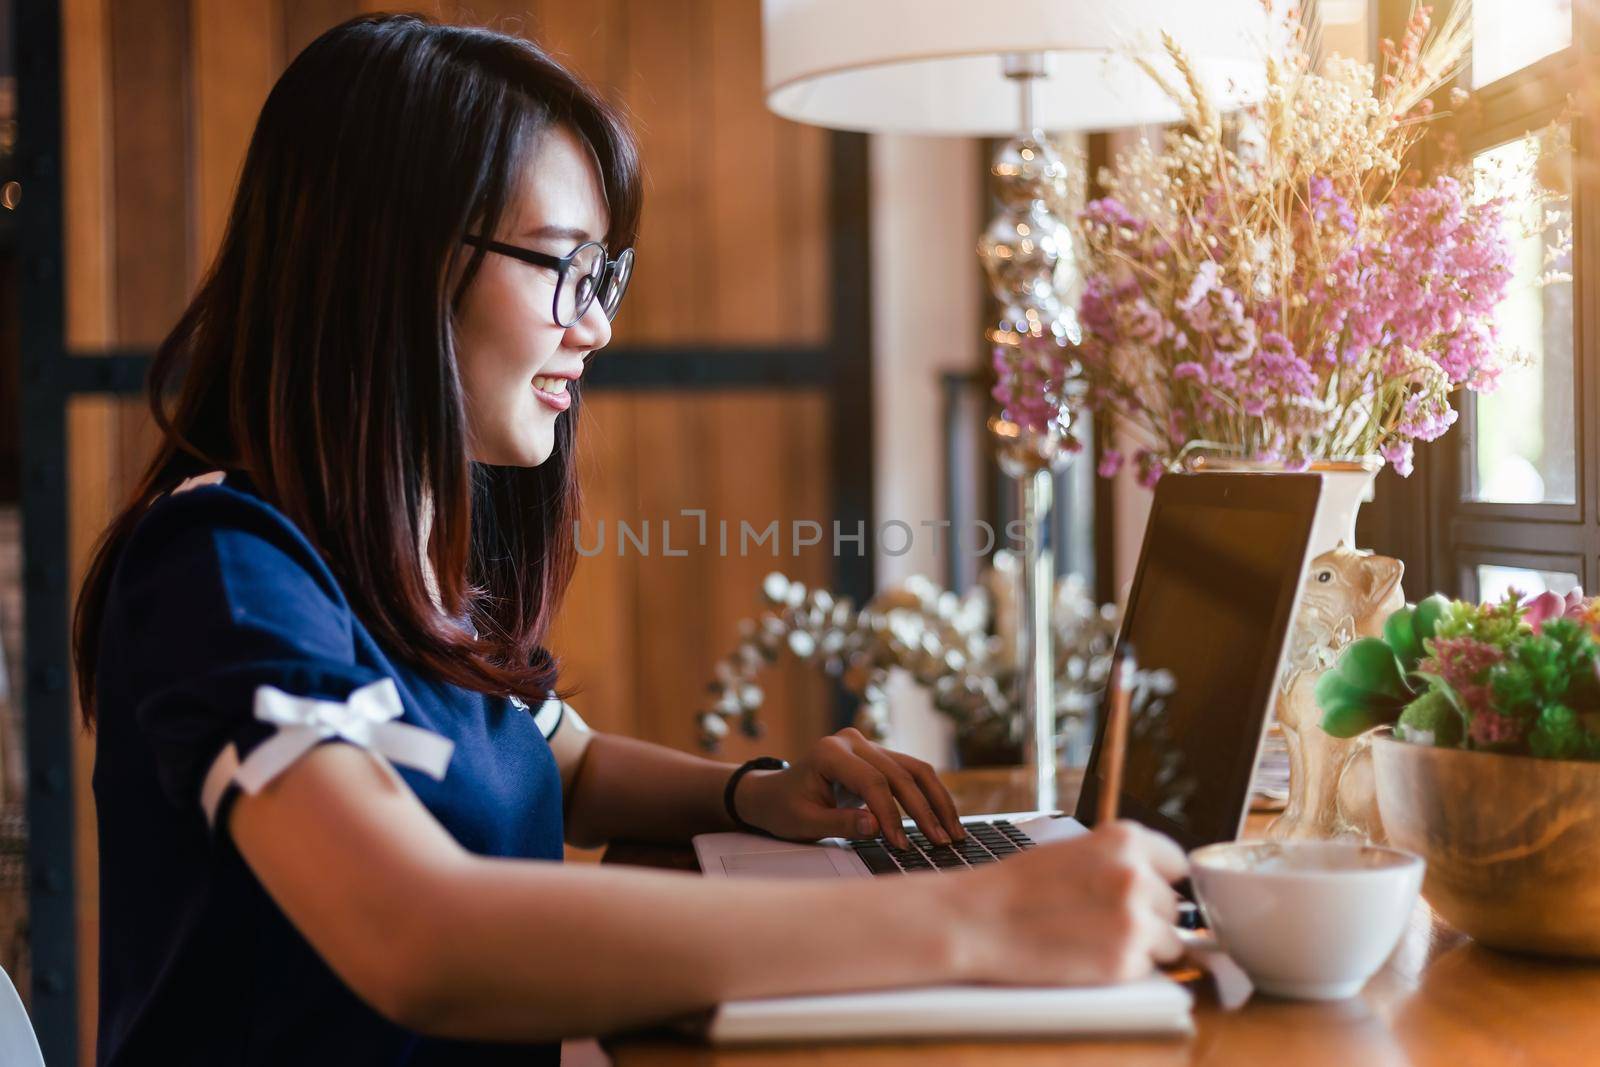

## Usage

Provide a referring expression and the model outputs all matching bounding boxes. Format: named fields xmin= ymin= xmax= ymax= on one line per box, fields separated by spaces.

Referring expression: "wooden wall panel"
xmin=414 ymin=1 xmax=531 ymax=38
xmin=106 ymin=0 xmax=192 ymax=518
xmin=784 ymin=390 xmax=835 ymax=746
xmin=108 ymin=0 xmax=193 ymax=344
xmin=63 ymin=0 xmax=112 ymax=354
xmin=707 ymin=0 xmax=782 ymax=341
xmin=621 ymin=0 xmax=705 ymax=343
xmin=777 ymin=118 xmax=830 ymax=344
xmin=546 ymin=390 xmax=834 ymax=764
xmin=531 ymin=0 xmax=623 ymax=94
xmin=282 ymin=0 xmax=359 ymax=61
xmin=549 ymin=392 xmax=641 ymax=740
xmin=625 ymin=394 xmax=715 ymax=750
xmin=193 ymin=0 xmax=278 ymax=264
xmin=701 ymin=391 xmax=834 ymax=761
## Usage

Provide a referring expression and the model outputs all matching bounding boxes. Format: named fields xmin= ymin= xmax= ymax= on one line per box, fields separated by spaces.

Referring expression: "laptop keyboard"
xmin=847 ymin=818 xmax=1036 ymax=875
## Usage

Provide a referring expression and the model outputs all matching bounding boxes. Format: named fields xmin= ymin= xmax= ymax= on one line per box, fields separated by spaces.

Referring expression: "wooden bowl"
xmin=1373 ymin=732 xmax=1600 ymax=958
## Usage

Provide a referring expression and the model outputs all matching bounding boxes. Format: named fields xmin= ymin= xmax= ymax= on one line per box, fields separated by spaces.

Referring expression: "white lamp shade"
xmin=763 ymin=0 xmax=1271 ymax=135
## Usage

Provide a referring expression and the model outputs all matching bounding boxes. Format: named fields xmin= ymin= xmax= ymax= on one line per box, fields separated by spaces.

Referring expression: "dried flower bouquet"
xmin=993 ymin=3 xmax=1569 ymax=485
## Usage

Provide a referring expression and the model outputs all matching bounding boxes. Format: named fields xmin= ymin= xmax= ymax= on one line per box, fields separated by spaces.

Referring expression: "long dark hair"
xmin=74 ymin=13 xmax=641 ymax=724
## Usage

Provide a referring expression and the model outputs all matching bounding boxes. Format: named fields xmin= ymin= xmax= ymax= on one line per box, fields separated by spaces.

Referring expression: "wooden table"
xmin=602 ymin=769 xmax=1600 ymax=1067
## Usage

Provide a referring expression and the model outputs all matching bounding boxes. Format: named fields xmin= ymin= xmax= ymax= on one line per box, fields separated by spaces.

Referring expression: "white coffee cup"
xmin=1189 ymin=840 xmax=1425 ymax=1000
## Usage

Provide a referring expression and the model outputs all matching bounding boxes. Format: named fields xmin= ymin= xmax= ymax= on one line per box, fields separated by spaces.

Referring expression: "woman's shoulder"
xmin=129 ymin=468 xmax=307 ymax=550
xmin=114 ymin=469 xmax=349 ymax=616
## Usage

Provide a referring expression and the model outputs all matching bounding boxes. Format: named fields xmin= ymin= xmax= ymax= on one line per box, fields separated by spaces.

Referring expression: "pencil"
xmin=1097 ymin=643 xmax=1135 ymax=825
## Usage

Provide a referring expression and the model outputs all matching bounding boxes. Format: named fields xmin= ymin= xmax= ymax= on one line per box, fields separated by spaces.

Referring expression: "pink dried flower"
xmin=1420 ymin=636 xmax=1505 ymax=695
xmin=1469 ymin=708 xmax=1526 ymax=747
xmin=1381 ymin=439 xmax=1415 ymax=477
xmin=1308 ymin=176 xmax=1357 ymax=236
xmin=1134 ymin=451 xmax=1164 ymax=488
xmin=1062 ymin=4 xmax=1541 ymax=482
xmin=992 ymin=339 xmax=1074 ymax=437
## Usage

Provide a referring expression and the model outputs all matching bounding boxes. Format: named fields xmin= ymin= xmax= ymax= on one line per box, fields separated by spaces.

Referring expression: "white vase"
xmin=1304 ymin=461 xmax=1380 ymax=559
xmin=1188 ymin=456 xmax=1378 ymax=556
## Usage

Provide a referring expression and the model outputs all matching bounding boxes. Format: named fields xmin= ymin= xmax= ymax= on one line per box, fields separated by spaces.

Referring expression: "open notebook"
xmin=699 ymin=976 xmax=1193 ymax=1044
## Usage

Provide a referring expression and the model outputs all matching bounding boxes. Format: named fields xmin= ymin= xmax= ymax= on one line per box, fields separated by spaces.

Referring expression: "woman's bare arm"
xmin=543 ymin=706 xmax=743 ymax=848
xmin=561 ymin=731 xmax=739 ymax=847
xmin=562 ymin=727 xmax=969 ymax=850
xmin=230 ymin=741 xmax=1188 ymax=1043
xmin=231 ymin=742 xmax=960 ymax=1040
xmin=233 ymin=742 xmax=1190 ymax=1043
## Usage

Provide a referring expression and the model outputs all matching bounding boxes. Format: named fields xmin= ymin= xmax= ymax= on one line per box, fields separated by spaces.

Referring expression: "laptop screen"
xmin=1076 ymin=472 xmax=1322 ymax=850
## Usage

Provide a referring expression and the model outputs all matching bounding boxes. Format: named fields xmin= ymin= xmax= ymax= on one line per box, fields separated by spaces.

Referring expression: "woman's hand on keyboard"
xmin=953 ymin=820 xmax=1188 ymax=985
xmin=734 ymin=727 xmax=966 ymax=849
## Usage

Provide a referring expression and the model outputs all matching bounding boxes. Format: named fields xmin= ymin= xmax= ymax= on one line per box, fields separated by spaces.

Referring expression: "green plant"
xmin=1316 ymin=594 xmax=1450 ymax=738
xmin=1315 ymin=592 xmax=1600 ymax=761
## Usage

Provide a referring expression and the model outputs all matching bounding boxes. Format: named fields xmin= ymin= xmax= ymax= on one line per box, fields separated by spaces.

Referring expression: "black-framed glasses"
xmin=463 ymin=235 xmax=634 ymax=328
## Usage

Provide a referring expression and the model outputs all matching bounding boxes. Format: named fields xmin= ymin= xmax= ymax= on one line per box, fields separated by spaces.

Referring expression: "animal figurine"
xmin=1268 ymin=547 xmax=1405 ymax=842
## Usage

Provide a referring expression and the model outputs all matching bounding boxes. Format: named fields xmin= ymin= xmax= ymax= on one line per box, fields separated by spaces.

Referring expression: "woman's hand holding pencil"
xmin=947 ymin=818 xmax=1188 ymax=985
xmin=940 ymin=642 xmax=1191 ymax=986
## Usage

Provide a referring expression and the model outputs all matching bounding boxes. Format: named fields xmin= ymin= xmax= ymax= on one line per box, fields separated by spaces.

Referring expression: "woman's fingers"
xmin=837 ymin=733 xmax=952 ymax=846
xmin=1128 ymin=823 xmax=1189 ymax=884
xmin=1142 ymin=906 xmax=1186 ymax=965
xmin=1134 ymin=867 xmax=1181 ymax=924
xmin=887 ymin=751 xmax=966 ymax=841
xmin=818 ymin=738 xmax=912 ymax=848
xmin=817 ymin=729 xmax=968 ymax=845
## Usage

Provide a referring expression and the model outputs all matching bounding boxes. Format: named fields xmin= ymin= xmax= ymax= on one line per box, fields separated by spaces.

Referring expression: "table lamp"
xmin=763 ymin=0 xmax=1268 ymax=811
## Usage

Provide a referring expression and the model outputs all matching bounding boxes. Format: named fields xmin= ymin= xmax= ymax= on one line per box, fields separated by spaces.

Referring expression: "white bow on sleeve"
xmin=233 ymin=677 xmax=453 ymax=791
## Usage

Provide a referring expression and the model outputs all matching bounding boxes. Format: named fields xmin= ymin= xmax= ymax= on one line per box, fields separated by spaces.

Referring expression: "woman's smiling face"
xmin=453 ymin=124 xmax=614 ymax=467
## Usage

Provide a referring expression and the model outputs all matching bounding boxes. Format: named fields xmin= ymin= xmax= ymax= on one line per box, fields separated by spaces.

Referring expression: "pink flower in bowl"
xmin=1523 ymin=589 xmax=1588 ymax=633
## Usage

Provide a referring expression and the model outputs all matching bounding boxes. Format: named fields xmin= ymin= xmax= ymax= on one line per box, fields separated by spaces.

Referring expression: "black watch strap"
xmin=723 ymin=756 xmax=790 ymax=837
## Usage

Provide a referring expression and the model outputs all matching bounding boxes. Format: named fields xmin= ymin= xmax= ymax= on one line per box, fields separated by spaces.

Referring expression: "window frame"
xmin=1362 ymin=0 xmax=1595 ymax=603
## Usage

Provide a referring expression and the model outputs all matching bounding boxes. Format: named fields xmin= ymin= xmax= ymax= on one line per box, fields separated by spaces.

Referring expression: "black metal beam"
xmin=826 ymin=131 xmax=874 ymax=607
xmin=50 ymin=346 xmax=834 ymax=396
xmin=55 ymin=348 xmax=152 ymax=394
xmin=16 ymin=0 xmax=80 ymax=1060
xmin=1085 ymin=132 xmax=1119 ymax=608
xmin=825 ymin=132 xmax=874 ymax=730
xmin=582 ymin=345 xmax=831 ymax=390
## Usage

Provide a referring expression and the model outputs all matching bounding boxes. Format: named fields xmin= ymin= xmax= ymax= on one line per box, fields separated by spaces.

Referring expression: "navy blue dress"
xmin=92 ymin=471 xmax=568 ymax=1066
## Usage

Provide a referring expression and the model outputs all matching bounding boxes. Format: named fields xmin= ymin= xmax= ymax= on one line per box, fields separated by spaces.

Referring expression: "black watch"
xmin=723 ymin=756 xmax=790 ymax=837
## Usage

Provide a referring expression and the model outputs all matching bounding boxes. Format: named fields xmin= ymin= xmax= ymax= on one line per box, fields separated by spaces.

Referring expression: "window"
xmin=1477 ymin=563 xmax=1581 ymax=603
xmin=1363 ymin=0 xmax=1593 ymax=604
xmin=1469 ymin=131 xmax=1575 ymax=505
xmin=1470 ymin=0 xmax=1572 ymax=87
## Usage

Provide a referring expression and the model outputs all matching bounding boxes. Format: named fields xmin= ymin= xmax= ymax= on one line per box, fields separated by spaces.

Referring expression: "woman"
xmin=75 ymin=14 xmax=1186 ymax=1066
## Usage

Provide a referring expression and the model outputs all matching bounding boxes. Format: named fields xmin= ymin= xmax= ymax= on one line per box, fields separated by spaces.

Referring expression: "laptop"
xmin=695 ymin=471 xmax=1324 ymax=879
